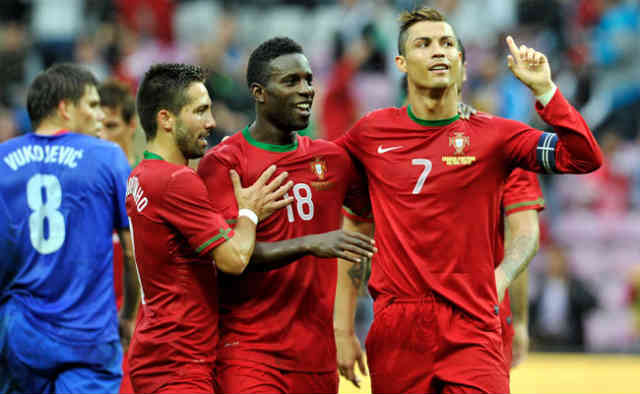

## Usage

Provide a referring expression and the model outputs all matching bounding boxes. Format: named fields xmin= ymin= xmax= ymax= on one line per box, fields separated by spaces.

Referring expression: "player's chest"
xmin=361 ymin=128 xmax=501 ymax=195
xmin=245 ymin=153 xmax=348 ymax=226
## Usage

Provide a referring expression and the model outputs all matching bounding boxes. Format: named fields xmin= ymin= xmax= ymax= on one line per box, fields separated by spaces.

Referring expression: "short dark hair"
xmin=246 ymin=37 xmax=304 ymax=88
xmin=136 ymin=63 xmax=205 ymax=140
xmin=27 ymin=63 xmax=98 ymax=129
xmin=99 ymin=79 xmax=136 ymax=124
xmin=398 ymin=7 xmax=449 ymax=56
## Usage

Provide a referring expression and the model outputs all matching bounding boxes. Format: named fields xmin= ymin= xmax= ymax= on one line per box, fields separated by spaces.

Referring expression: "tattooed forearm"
xmin=510 ymin=271 xmax=528 ymax=322
xmin=500 ymin=233 xmax=539 ymax=285
xmin=347 ymin=257 xmax=371 ymax=290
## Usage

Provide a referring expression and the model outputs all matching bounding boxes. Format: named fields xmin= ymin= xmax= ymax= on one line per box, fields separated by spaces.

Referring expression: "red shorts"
xmin=216 ymin=360 xmax=338 ymax=394
xmin=130 ymin=362 xmax=215 ymax=394
xmin=365 ymin=294 xmax=509 ymax=394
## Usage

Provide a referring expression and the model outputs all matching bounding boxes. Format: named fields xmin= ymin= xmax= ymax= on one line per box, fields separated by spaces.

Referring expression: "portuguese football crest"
xmin=442 ymin=131 xmax=475 ymax=166
xmin=449 ymin=132 xmax=470 ymax=155
xmin=310 ymin=157 xmax=327 ymax=180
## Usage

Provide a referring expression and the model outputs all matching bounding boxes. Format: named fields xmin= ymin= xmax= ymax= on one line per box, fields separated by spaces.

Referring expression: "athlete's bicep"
xmin=162 ymin=170 xmax=234 ymax=256
xmin=503 ymin=169 xmax=545 ymax=216
xmin=197 ymin=153 xmax=238 ymax=221
xmin=343 ymin=159 xmax=372 ymax=219
xmin=336 ymin=115 xmax=369 ymax=160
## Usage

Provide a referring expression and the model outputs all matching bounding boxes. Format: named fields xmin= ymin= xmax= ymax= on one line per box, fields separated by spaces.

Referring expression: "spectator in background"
xmin=0 ymin=107 xmax=18 ymax=143
xmin=320 ymin=0 xmax=392 ymax=141
xmin=582 ymin=0 xmax=640 ymax=134
xmin=321 ymin=37 xmax=374 ymax=140
xmin=530 ymin=242 xmax=598 ymax=351
xmin=584 ymin=130 xmax=631 ymax=215
xmin=74 ymin=35 xmax=111 ymax=82
xmin=115 ymin=0 xmax=174 ymax=45
xmin=30 ymin=0 xmax=84 ymax=67
xmin=553 ymin=129 xmax=631 ymax=215
xmin=198 ymin=12 xmax=253 ymax=139
xmin=115 ymin=0 xmax=188 ymax=84
xmin=0 ymin=21 xmax=29 ymax=108
xmin=629 ymin=265 xmax=640 ymax=347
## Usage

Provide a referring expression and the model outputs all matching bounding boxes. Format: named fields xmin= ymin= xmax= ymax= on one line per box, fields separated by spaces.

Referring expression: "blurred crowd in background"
xmin=1 ymin=0 xmax=639 ymax=353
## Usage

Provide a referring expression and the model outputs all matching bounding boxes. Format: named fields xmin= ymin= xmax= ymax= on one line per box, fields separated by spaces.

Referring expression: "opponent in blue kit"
xmin=0 ymin=64 xmax=132 ymax=393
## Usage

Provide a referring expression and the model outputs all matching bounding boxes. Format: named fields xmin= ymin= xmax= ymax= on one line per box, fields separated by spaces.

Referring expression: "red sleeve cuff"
xmin=504 ymin=198 xmax=545 ymax=216
xmin=196 ymin=228 xmax=234 ymax=256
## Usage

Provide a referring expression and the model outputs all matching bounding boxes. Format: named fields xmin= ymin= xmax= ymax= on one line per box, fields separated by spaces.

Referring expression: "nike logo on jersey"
xmin=377 ymin=145 xmax=403 ymax=154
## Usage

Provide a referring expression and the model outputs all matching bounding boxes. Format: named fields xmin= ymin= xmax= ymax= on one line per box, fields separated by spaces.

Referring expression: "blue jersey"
xmin=0 ymin=132 xmax=130 ymax=343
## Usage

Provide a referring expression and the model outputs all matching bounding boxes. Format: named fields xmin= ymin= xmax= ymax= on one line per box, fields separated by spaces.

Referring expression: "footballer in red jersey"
xmin=126 ymin=63 xmax=292 ymax=393
xmin=334 ymin=7 xmax=602 ymax=394
xmin=198 ymin=37 xmax=375 ymax=394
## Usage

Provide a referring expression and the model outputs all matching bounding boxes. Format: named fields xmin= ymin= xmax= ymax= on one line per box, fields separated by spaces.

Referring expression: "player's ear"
xmin=395 ymin=55 xmax=407 ymax=73
xmin=251 ymin=83 xmax=265 ymax=103
xmin=127 ymin=117 xmax=138 ymax=138
xmin=58 ymin=100 xmax=73 ymax=121
xmin=157 ymin=109 xmax=174 ymax=133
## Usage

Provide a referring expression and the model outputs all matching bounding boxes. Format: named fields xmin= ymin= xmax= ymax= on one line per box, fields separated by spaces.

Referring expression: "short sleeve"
xmin=197 ymin=151 xmax=239 ymax=223
xmin=503 ymin=168 xmax=545 ymax=216
xmin=161 ymin=168 xmax=234 ymax=256
xmin=110 ymin=147 xmax=132 ymax=229
xmin=334 ymin=115 xmax=368 ymax=161
xmin=342 ymin=156 xmax=372 ymax=222
xmin=0 ymin=197 xmax=17 ymax=288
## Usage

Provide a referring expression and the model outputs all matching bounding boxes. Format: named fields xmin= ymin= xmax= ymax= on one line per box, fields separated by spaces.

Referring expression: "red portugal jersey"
xmin=125 ymin=151 xmax=233 ymax=381
xmin=336 ymin=90 xmax=601 ymax=328
xmin=197 ymin=127 xmax=364 ymax=372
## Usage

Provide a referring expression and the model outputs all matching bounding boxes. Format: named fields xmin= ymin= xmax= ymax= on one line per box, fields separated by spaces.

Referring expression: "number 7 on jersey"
xmin=411 ymin=159 xmax=432 ymax=194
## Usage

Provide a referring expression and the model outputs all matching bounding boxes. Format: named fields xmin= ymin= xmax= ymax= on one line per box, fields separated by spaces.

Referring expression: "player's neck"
xmin=407 ymin=84 xmax=458 ymax=121
xmin=118 ymin=140 xmax=135 ymax=166
xmin=35 ymin=118 xmax=71 ymax=135
xmin=145 ymin=138 xmax=187 ymax=166
xmin=250 ymin=119 xmax=296 ymax=146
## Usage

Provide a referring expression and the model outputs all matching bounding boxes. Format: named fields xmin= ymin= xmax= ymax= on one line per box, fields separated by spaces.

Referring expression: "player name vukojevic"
xmin=3 ymin=145 xmax=84 ymax=171
xmin=126 ymin=176 xmax=148 ymax=212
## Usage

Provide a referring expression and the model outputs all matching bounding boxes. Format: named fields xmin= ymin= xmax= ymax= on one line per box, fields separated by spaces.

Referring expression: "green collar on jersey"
xmin=143 ymin=151 xmax=165 ymax=161
xmin=242 ymin=125 xmax=298 ymax=152
xmin=407 ymin=105 xmax=460 ymax=127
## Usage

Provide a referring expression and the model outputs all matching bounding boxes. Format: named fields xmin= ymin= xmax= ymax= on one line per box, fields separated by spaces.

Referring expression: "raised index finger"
xmin=506 ymin=36 xmax=520 ymax=63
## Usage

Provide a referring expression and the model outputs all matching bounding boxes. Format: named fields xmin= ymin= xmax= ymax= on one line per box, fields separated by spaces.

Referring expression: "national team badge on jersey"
xmin=310 ymin=157 xmax=327 ymax=180
xmin=449 ymin=132 xmax=470 ymax=155
xmin=443 ymin=131 xmax=476 ymax=165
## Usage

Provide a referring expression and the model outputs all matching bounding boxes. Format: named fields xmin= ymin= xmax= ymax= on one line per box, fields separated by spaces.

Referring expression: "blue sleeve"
xmin=0 ymin=197 xmax=17 ymax=291
xmin=110 ymin=147 xmax=131 ymax=229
